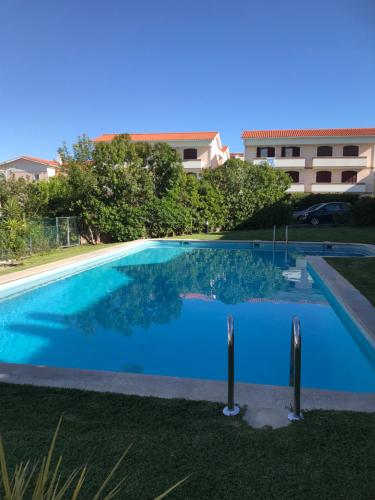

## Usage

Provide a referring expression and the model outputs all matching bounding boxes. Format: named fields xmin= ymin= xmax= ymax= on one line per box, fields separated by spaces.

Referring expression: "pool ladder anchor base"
xmin=223 ymin=405 xmax=240 ymax=417
xmin=288 ymin=411 xmax=303 ymax=422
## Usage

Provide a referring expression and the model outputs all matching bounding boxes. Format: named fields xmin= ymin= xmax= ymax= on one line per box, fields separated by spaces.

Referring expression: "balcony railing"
xmin=311 ymin=183 xmax=366 ymax=193
xmin=286 ymin=184 xmax=305 ymax=193
xmin=252 ymin=158 xmax=306 ymax=168
xmin=182 ymin=159 xmax=203 ymax=170
xmin=312 ymin=157 xmax=367 ymax=168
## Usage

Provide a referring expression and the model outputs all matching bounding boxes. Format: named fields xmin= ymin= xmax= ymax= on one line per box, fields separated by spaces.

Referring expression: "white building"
xmin=242 ymin=128 xmax=375 ymax=194
xmin=0 ymin=156 xmax=59 ymax=182
xmin=93 ymin=131 xmax=230 ymax=175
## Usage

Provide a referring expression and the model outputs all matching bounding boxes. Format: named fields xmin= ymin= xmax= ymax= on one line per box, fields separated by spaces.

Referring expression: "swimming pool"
xmin=0 ymin=240 xmax=374 ymax=392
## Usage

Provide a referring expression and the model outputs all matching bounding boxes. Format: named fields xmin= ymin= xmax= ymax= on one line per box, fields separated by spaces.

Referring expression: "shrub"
xmin=204 ymin=159 xmax=291 ymax=230
xmin=290 ymin=193 xmax=360 ymax=210
xmin=352 ymin=197 xmax=375 ymax=226
xmin=0 ymin=417 xmax=187 ymax=499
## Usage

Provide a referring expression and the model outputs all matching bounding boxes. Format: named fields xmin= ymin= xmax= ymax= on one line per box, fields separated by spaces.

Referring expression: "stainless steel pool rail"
xmin=288 ymin=316 xmax=303 ymax=421
xmin=223 ymin=315 xmax=240 ymax=416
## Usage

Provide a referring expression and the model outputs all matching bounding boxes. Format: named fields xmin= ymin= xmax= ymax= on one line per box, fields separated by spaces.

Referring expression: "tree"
xmin=146 ymin=143 xmax=184 ymax=197
xmin=0 ymin=197 xmax=28 ymax=261
xmin=58 ymin=134 xmax=95 ymax=164
xmin=203 ymin=159 xmax=291 ymax=229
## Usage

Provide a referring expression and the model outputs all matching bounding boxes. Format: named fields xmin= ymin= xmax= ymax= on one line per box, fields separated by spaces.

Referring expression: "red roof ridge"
xmin=242 ymin=127 xmax=375 ymax=139
xmin=93 ymin=131 xmax=219 ymax=142
xmin=0 ymin=156 xmax=60 ymax=167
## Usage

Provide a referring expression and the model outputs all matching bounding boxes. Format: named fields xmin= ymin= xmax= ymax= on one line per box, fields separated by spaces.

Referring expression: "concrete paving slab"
xmin=0 ymin=362 xmax=374 ymax=413
xmin=243 ymin=407 xmax=291 ymax=429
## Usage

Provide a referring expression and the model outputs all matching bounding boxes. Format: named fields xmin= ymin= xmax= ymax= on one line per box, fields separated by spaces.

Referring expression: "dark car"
xmin=292 ymin=203 xmax=324 ymax=222
xmin=300 ymin=202 xmax=351 ymax=225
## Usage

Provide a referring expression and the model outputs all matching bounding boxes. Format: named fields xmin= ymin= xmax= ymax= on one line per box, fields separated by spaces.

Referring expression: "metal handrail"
xmin=223 ymin=315 xmax=240 ymax=416
xmin=288 ymin=316 xmax=303 ymax=421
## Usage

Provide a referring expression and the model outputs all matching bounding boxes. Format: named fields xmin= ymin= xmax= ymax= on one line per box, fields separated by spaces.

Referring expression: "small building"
xmin=230 ymin=152 xmax=245 ymax=160
xmin=242 ymin=128 xmax=375 ymax=194
xmin=0 ymin=156 xmax=59 ymax=182
xmin=93 ymin=132 xmax=230 ymax=175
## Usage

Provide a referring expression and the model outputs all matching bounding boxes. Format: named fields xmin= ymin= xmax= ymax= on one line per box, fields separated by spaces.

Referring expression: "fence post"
xmin=223 ymin=315 xmax=240 ymax=416
xmin=67 ymin=217 xmax=71 ymax=247
xmin=55 ymin=217 xmax=59 ymax=246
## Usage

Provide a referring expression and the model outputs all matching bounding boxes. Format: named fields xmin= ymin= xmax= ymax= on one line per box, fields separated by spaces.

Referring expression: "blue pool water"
xmin=0 ymin=241 xmax=374 ymax=392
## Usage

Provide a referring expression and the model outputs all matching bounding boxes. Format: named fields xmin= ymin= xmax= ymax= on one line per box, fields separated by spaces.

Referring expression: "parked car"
xmin=292 ymin=204 xmax=324 ymax=222
xmin=299 ymin=202 xmax=352 ymax=225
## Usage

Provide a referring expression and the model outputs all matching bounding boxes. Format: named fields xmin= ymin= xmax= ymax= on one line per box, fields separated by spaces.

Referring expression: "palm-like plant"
xmin=0 ymin=418 xmax=187 ymax=499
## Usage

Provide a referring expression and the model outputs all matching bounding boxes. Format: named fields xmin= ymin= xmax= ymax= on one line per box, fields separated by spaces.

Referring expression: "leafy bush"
xmin=204 ymin=159 xmax=291 ymax=230
xmin=352 ymin=197 xmax=375 ymax=226
xmin=290 ymin=193 xmax=360 ymax=210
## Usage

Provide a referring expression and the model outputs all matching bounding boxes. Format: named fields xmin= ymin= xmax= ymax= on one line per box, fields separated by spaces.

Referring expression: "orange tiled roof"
xmin=221 ymin=145 xmax=228 ymax=152
xmin=93 ymin=132 xmax=218 ymax=142
xmin=242 ymin=128 xmax=375 ymax=139
xmin=19 ymin=156 xmax=59 ymax=167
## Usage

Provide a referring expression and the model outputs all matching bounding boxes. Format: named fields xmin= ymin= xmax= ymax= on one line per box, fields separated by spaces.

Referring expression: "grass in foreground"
xmin=327 ymin=257 xmax=375 ymax=306
xmin=0 ymin=243 xmax=120 ymax=277
xmin=170 ymin=226 xmax=375 ymax=244
xmin=0 ymin=384 xmax=374 ymax=499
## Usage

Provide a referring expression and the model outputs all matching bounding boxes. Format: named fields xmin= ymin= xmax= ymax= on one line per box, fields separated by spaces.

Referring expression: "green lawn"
xmin=327 ymin=257 xmax=375 ymax=306
xmin=0 ymin=243 xmax=120 ymax=276
xmin=169 ymin=226 xmax=375 ymax=244
xmin=0 ymin=384 xmax=374 ymax=499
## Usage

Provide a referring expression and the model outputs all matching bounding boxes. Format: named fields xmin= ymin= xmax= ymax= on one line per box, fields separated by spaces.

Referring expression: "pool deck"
xmin=0 ymin=240 xmax=145 ymax=286
xmin=0 ymin=238 xmax=374 ymax=418
xmin=307 ymin=255 xmax=375 ymax=345
xmin=0 ymin=362 xmax=374 ymax=414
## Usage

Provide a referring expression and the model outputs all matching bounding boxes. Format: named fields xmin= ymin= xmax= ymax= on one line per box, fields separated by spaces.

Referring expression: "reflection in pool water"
xmin=0 ymin=245 xmax=374 ymax=392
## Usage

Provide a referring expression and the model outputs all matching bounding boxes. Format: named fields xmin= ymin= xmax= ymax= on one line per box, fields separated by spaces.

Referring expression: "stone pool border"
xmin=0 ymin=362 xmax=374 ymax=413
xmin=0 ymin=238 xmax=374 ymax=414
xmin=307 ymin=255 xmax=375 ymax=345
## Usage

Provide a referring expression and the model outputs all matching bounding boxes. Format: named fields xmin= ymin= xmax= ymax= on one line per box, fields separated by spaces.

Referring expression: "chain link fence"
xmin=0 ymin=216 xmax=80 ymax=261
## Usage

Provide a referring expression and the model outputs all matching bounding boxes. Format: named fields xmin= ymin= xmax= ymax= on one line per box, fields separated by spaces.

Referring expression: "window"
xmin=343 ymin=145 xmax=359 ymax=157
xmin=286 ymin=171 xmax=299 ymax=183
xmin=281 ymin=146 xmax=300 ymax=157
xmin=256 ymin=147 xmax=275 ymax=157
xmin=316 ymin=171 xmax=332 ymax=183
xmin=183 ymin=148 xmax=197 ymax=160
xmin=341 ymin=170 xmax=357 ymax=183
xmin=317 ymin=146 xmax=333 ymax=157
xmin=325 ymin=203 xmax=341 ymax=212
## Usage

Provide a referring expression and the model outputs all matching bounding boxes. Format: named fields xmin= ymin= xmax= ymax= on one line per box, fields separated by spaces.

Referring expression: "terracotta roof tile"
xmin=17 ymin=156 xmax=59 ymax=167
xmin=93 ymin=132 xmax=218 ymax=142
xmin=242 ymin=128 xmax=375 ymax=139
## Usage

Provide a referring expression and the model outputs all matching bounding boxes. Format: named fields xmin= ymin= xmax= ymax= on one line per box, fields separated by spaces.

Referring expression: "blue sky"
xmin=0 ymin=0 xmax=374 ymax=158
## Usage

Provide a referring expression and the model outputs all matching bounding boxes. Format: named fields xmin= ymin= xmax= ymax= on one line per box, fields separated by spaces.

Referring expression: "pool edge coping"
xmin=0 ymin=239 xmax=149 ymax=287
xmin=1 ymin=238 xmax=374 ymax=288
xmin=307 ymin=255 xmax=375 ymax=345
xmin=0 ymin=362 xmax=374 ymax=413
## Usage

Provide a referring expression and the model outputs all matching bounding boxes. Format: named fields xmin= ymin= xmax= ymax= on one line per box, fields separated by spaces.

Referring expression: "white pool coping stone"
xmin=307 ymin=255 xmax=375 ymax=345
xmin=0 ymin=362 xmax=374 ymax=413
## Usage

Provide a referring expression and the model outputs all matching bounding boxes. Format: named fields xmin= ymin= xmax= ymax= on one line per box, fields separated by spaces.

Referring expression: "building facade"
xmin=242 ymin=128 xmax=375 ymax=194
xmin=0 ymin=156 xmax=59 ymax=181
xmin=93 ymin=132 xmax=230 ymax=175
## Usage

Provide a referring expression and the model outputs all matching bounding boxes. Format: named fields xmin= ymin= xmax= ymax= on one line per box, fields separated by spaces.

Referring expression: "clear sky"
xmin=0 ymin=0 xmax=374 ymax=159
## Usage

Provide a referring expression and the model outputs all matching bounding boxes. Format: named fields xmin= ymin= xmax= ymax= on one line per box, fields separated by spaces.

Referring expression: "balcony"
xmin=182 ymin=159 xmax=203 ymax=171
xmin=252 ymin=157 xmax=306 ymax=168
xmin=311 ymin=183 xmax=367 ymax=193
xmin=286 ymin=184 xmax=305 ymax=193
xmin=312 ymin=157 xmax=367 ymax=168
